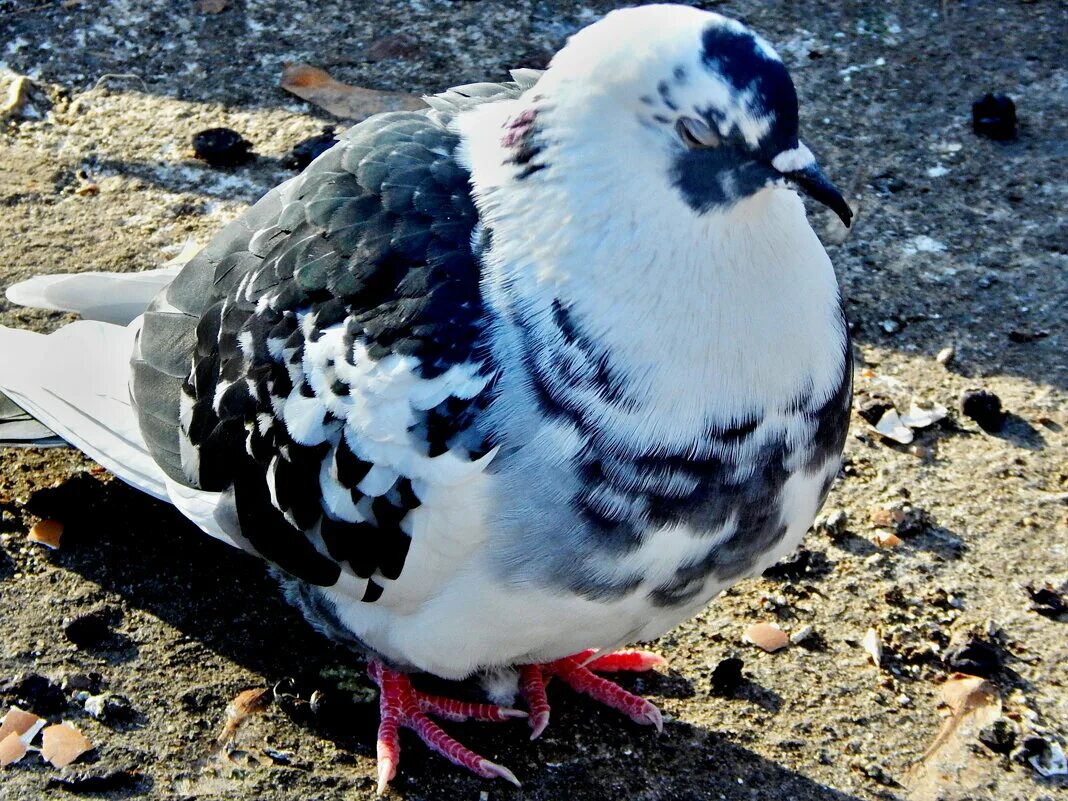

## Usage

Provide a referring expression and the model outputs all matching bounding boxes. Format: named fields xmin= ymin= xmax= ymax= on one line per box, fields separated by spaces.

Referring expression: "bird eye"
xmin=676 ymin=117 xmax=720 ymax=149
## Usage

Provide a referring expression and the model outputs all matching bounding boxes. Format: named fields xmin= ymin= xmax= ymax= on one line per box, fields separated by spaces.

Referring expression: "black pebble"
xmin=1025 ymin=583 xmax=1067 ymax=619
xmin=978 ymin=718 xmax=1018 ymax=755
xmin=192 ymin=127 xmax=254 ymax=167
xmin=86 ymin=693 xmax=137 ymax=724
xmin=0 ymin=673 xmax=69 ymax=714
xmin=283 ymin=127 xmax=338 ymax=171
xmin=710 ymin=657 xmax=744 ymax=696
xmin=959 ymin=388 xmax=1005 ymax=432
xmin=943 ymin=634 xmax=1002 ymax=678
xmin=972 ymin=93 xmax=1017 ymax=141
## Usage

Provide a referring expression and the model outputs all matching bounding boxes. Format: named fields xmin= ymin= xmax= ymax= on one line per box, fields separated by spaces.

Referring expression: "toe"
xmin=480 ymin=758 xmax=522 ymax=787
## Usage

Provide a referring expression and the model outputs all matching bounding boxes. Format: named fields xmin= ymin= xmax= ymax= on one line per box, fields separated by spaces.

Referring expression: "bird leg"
xmin=369 ymin=661 xmax=524 ymax=793
xmin=519 ymin=648 xmax=667 ymax=739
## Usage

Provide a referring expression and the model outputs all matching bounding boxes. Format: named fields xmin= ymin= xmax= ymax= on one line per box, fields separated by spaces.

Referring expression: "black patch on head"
xmin=669 ymin=24 xmax=802 ymax=215
xmin=700 ymin=24 xmax=798 ymax=154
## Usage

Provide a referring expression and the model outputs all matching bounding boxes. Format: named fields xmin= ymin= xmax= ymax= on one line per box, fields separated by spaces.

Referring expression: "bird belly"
xmin=310 ymin=450 xmax=839 ymax=679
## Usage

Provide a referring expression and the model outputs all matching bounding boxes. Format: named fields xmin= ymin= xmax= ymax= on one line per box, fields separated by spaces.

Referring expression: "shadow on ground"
xmin=21 ymin=473 xmax=872 ymax=800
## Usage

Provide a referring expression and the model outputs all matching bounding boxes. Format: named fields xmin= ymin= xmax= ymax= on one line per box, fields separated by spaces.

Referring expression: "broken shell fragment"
xmin=0 ymin=707 xmax=45 ymax=744
xmin=743 ymin=623 xmax=789 ymax=653
xmin=873 ymin=531 xmax=902 ymax=548
xmin=40 ymin=723 xmax=94 ymax=768
xmin=874 ymin=409 xmax=914 ymax=444
xmin=899 ymin=401 xmax=948 ymax=429
xmin=28 ymin=519 xmax=64 ymax=549
xmin=0 ymin=734 xmax=27 ymax=767
xmin=861 ymin=627 xmax=883 ymax=666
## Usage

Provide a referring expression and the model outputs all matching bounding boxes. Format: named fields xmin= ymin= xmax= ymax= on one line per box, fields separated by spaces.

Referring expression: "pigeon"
xmin=0 ymin=4 xmax=853 ymax=790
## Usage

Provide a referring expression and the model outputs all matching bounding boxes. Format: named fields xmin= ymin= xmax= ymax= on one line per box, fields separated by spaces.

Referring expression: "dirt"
xmin=0 ymin=1 xmax=1066 ymax=800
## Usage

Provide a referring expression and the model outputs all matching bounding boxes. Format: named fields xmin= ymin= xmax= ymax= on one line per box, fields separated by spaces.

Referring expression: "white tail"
xmin=0 ymin=321 xmax=169 ymax=499
xmin=5 ymin=267 xmax=181 ymax=325
xmin=0 ymin=272 xmax=250 ymax=553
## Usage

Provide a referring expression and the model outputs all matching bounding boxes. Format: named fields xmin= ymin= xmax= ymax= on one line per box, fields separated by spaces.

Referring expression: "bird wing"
xmin=130 ymin=82 xmax=530 ymax=604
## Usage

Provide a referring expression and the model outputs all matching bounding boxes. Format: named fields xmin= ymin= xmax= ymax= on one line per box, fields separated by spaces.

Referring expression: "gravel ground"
xmin=0 ymin=1 xmax=1066 ymax=800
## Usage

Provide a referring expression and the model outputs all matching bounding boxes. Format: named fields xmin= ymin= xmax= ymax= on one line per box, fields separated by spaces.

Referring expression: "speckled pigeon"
xmin=0 ymin=4 xmax=853 ymax=790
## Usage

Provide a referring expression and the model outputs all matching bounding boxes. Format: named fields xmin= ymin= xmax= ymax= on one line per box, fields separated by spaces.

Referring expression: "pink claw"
xmin=369 ymin=661 xmax=522 ymax=791
xmin=518 ymin=648 xmax=666 ymax=738
xmin=519 ymin=664 xmax=552 ymax=739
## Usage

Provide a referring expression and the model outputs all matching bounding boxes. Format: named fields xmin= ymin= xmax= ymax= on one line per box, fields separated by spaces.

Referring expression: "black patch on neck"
xmin=502 ymin=108 xmax=548 ymax=180
xmin=671 ymin=147 xmax=775 ymax=214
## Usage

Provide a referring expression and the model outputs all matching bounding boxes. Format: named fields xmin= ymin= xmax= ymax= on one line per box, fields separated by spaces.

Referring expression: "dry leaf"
xmin=281 ymin=63 xmax=422 ymax=120
xmin=905 ymin=674 xmax=1002 ymax=799
xmin=28 ymin=519 xmax=64 ymax=549
xmin=861 ymin=627 xmax=882 ymax=666
xmin=195 ymin=0 xmax=230 ymax=13
xmin=40 ymin=723 xmax=93 ymax=768
xmin=217 ymin=687 xmax=270 ymax=746
xmin=743 ymin=622 xmax=789 ymax=653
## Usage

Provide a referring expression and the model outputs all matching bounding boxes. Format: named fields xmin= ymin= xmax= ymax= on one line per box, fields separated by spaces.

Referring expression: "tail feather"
xmin=5 ymin=267 xmax=181 ymax=325
xmin=0 ymin=391 xmax=65 ymax=446
xmin=0 ymin=322 xmax=168 ymax=500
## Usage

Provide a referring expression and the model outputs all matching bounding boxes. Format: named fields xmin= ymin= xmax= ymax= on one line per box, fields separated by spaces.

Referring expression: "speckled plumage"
xmin=2 ymin=7 xmax=852 ymax=687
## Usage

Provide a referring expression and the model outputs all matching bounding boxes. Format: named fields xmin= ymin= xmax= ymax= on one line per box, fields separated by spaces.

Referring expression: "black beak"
xmin=783 ymin=164 xmax=852 ymax=228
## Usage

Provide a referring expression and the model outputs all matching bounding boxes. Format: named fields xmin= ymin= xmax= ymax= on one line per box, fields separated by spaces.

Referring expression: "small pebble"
xmin=814 ymin=509 xmax=848 ymax=538
xmin=978 ymin=718 xmax=1018 ymax=755
xmin=935 ymin=346 xmax=955 ymax=365
xmin=83 ymin=693 xmax=135 ymax=724
xmin=1019 ymin=735 xmax=1068 ymax=777
xmin=1024 ymin=582 xmax=1066 ymax=619
xmin=861 ymin=628 xmax=882 ymax=667
xmin=959 ymin=388 xmax=1005 ymax=432
xmin=192 ymin=127 xmax=254 ymax=168
xmin=972 ymin=93 xmax=1017 ymax=141
xmin=789 ymin=625 xmax=815 ymax=645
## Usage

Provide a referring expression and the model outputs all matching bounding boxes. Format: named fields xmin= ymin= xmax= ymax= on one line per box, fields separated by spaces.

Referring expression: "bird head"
xmin=516 ymin=4 xmax=852 ymax=227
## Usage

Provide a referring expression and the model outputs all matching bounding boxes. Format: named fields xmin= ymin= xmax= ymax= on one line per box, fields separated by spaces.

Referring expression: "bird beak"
xmin=771 ymin=144 xmax=852 ymax=228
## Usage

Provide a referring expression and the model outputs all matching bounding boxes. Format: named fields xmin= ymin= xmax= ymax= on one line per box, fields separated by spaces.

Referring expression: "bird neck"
xmin=460 ymin=100 xmax=848 ymax=449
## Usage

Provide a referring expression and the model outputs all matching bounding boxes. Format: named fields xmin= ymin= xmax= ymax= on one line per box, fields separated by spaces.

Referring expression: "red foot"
xmin=369 ymin=661 xmax=524 ymax=793
xmin=519 ymin=648 xmax=666 ymax=739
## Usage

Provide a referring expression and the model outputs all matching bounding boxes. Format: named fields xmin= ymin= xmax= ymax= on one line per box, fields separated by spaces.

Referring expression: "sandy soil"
xmin=0 ymin=1 xmax=1065 ymax=799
